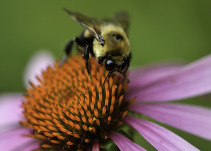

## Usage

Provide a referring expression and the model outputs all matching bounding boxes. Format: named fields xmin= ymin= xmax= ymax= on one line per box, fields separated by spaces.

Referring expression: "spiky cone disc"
xmin=21 ymin=55 xmax=134 ymax=151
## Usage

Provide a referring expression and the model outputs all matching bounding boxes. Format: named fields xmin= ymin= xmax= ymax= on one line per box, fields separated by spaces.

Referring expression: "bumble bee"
xmin=60 ymin=8 xmax=131 ymax=84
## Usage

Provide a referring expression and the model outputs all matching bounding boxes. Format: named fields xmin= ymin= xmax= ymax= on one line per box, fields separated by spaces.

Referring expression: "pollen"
xmin=21 ymin=55 xmax=132 ymax=151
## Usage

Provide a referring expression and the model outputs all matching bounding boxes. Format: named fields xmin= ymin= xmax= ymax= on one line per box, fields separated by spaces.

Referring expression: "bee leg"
xmin=123 ymin=52 xmax=131 ymax=74
xmin=123 ymin=64 xmax=129 ymax=74
xmin=59 ymin=38 xmax=76 ymax=67
xmin=84 ymin=45 xmax=91 ymax=74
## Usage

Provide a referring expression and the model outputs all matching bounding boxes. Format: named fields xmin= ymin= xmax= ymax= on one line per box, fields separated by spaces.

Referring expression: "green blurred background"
xmin=0 ymin=0 xmax=211 ymax=150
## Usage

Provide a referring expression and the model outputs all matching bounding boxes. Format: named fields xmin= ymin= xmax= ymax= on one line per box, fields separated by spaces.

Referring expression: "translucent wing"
xmin=112 ymin=11 xmax=129 ymax=34
xmin=64 ymin=9 xmax=129 ymax=39
xmin=103 ymin=11 xmax=129 ymax=34
xmin=63 ymin=8 xmax=102 ymax=42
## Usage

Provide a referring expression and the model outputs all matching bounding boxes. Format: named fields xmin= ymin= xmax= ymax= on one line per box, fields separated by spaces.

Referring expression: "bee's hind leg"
xmin=59 ymin=38 xmax=76 ymax=67
xmin=83 ymin=45 xmax=91 ymax=74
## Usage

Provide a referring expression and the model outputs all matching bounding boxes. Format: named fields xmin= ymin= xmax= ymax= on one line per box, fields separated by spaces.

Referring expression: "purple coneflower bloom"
xmin=0 ymin=51 xmax=211 ymax=151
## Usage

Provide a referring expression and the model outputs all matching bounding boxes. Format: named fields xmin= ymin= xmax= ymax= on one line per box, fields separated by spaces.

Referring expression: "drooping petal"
xmin=0 ymin=128 xmax=39 ymax=151
xmin=127 ymin=55 xmax=211 ymax=102
xmin=23 ymin=50 xmax=55 ymax=88
xmin=129 ymin=63 xmax=181 ymax=88
xmin=21 ymin=142 xmax=40 ymax=151
xmin=125 ymin=116 xmax=199 ymax=151
xmin=109 ymin=131 xmax=146 ymax=151
xmin=0 ymin=93 xmax=24 ymax=132
xmin=92 ymin=140 xmax=100 ymax=151
xmin=129 ymin=103 xmax=211 ymax=140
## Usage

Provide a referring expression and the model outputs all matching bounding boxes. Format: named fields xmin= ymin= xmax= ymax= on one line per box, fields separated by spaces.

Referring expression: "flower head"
xmin=21 ymin=55 xmax=134 ymax=150
xmin=1 ymin=51 xmax=211 ymax=151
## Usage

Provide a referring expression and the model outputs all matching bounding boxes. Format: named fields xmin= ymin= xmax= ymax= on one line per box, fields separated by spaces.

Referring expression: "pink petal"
xmin=125 ymin=116 xmax=199 ymax=151
xmin=23 ymin=50 xmax=55 ymax=88
xmin=109 ymin=132 xmax=146 ymax=151
xmin=22 ymin=142 xmax=40 ymax=151
xmin=0 ymin=128 xmax=39 ymax=150
xmin=127 ymin=55 xmax=211 ymax=102
xmin=0 ymin=93 xmax=24 ymax=132
xmin=129 ymin=103 xmax=211 ymax=140
xmin=92 ymin=140 xmax=99 ymax=151
xmin=129 ymin=63 xmax=181 ymax=88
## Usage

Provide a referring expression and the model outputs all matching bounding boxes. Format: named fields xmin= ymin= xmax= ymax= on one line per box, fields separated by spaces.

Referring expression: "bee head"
xmin=102 ymin=57 xmax=129 ymax=85
xmin=105 ymin=58 xmax=116 ymax=71
xmin=104 ymin=57 xmax=127 ymax=72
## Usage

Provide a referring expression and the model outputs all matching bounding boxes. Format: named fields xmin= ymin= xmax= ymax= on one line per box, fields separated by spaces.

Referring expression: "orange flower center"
xmin=20 ymin=55 xmax=134 ymax=151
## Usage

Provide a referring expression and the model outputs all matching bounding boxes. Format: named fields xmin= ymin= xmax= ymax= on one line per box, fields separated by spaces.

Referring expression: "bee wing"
xmin=103 ymin=11 xmax=129 ymax=34
xmin=113 ymin=11 xmax=129 ymax=33
xmin=64 ymin=8 xmax=102 ymax=42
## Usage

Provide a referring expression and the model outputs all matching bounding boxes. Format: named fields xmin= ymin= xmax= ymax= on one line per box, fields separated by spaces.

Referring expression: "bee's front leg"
xmin=123 ymin=52 xmax=131 ymax=74
xmin=59 ymin=38 xmax=76 ymax=67
xmin=84 ymin=45 xmax=91 ymax=74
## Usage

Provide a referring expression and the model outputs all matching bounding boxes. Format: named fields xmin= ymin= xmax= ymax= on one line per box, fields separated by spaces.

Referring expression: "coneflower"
xmin=0 ymin=51 xmax=211 ymax=151
xmin=21 ymin=55 xmax=134 ymax=150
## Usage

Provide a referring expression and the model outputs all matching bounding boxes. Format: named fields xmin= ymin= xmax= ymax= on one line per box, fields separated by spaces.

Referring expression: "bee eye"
xmin=113 ymin=34 xmax=123 ymax=40
xmin=105 ymin=59 xmax=116 ymax=71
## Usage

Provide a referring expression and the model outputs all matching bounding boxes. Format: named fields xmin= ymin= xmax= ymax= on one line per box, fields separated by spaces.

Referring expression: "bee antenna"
xmin=103 ymin=71 xmax=114 ymax=85
xmin=117 ymin=71 xmax=128 ymax=83
xmin=117 ymin=71 xmax=126 ymax=78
